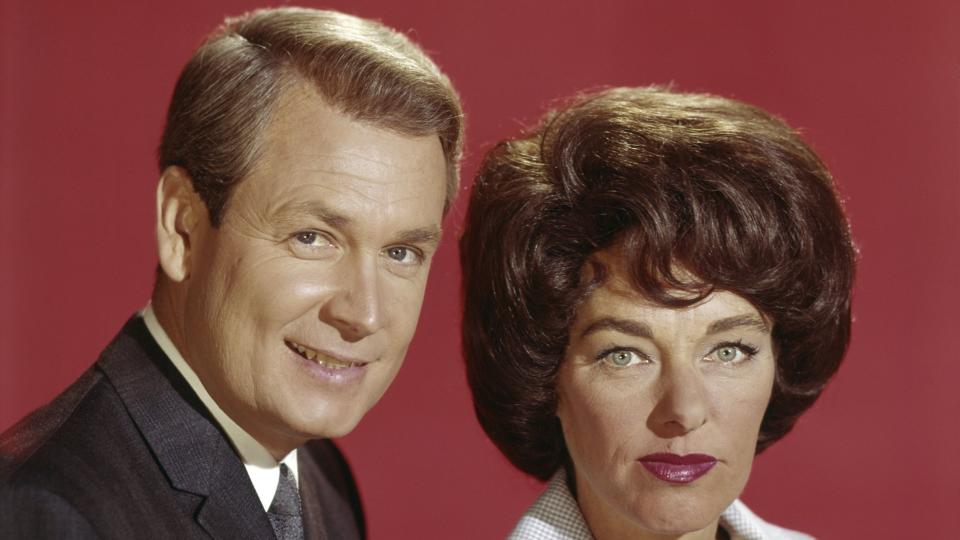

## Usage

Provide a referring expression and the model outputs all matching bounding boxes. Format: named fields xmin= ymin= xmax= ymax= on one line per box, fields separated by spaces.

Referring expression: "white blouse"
xmin=508 ymin=471 xmax=813 ymax=540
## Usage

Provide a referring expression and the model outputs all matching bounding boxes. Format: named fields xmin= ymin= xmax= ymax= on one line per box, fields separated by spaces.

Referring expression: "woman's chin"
xmin=626 ymin=508 xmax=717 ymax=538
xmin=584 ymin=486 xmax=726 ymax=539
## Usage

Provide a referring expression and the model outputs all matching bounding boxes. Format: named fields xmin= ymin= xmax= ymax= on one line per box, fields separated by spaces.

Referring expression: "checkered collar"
xmin=508 ymin=471 xmax=591 ymax=540
xmin=507 ymin=470 xmax=812 ymax=540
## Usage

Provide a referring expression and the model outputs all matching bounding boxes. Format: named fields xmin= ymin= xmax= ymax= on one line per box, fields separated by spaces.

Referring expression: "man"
xmin=0 ymin=7 xmax=462 ymax=539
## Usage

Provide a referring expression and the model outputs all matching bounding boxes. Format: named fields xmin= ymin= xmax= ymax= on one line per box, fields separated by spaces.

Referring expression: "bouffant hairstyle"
xmin=159 ymin=7 xmax=463 ymax=226
xmin=460 ymin=87 xmax=856 ymax=480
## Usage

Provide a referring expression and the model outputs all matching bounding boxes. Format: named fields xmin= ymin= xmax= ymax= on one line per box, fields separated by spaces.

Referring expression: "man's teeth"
xmin=288 ymin=341 xmax=359 ymax=369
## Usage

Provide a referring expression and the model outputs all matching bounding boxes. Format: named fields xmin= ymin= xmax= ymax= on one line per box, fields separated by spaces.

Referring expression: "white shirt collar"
xmin=141 ymin=304 xmax=298 ymax=511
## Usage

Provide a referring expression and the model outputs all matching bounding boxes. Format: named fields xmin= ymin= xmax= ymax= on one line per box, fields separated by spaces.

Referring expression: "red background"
xmin=2 ymin=1 xmax=957 ymax=538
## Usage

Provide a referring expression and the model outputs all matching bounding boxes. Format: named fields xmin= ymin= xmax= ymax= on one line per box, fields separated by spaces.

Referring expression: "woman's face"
xmin=557 ymin=248 xmax=775 ymax=538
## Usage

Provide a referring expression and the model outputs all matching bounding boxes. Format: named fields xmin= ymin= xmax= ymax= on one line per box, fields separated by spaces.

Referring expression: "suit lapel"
xmin=299 ymin=451 xmax=329 ymax=540
xmin=98 ymin=317 xmax=276 ymax=539
xmin=298 ymin=441 xmax=364 ymax=540
xmin=194 ymin=458 xmax=276 ymax=539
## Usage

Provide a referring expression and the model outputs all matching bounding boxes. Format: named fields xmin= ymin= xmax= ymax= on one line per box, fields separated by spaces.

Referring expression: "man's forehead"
xmin=246 ymin=167 xmax=444 ymax=217
xmin=267 ymin=82 xmax=440 ymax=154
xmin=292 ymin=152 xmax=443 ymax=184
xmin=255 ymin=87 xmax=445 ymax=179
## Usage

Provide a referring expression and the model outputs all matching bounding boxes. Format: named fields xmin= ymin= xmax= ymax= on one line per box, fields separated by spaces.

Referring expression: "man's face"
xmin=179 ymin=84 xmax=447 ymax=454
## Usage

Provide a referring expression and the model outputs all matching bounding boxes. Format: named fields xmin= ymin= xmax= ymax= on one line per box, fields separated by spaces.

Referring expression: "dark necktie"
xmin=268 ymin=463 xmax=304 ymax=540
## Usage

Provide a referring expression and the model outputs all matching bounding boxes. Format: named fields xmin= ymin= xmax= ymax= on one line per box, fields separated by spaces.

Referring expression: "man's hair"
xmin=159 ymin=7 xmax=463 ymax=226
xmin=460 ymin=87 xmax=857 ymax=481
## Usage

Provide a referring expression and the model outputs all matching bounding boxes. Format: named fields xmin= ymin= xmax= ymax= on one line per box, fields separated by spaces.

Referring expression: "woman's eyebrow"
xmin=580 ymin=318 xmax=653 ymax=339
xmin=706 ymin=314 xmax=769 ymax=335
xmin=579 ymin=314 xmax=768 ymax=339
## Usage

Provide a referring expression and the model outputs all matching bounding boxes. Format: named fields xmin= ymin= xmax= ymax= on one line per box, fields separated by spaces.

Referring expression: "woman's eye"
xmin=384 ymin=246 xmax=421 ymax=265
xmin=599 ymin=349 xmax=646 ymax=368
xmin=706 ymin=343 xmax=757 ymax=364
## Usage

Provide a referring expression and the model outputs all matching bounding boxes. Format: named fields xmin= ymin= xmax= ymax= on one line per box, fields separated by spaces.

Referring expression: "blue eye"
xmin=716 ymin=346 xmax=740 ymax=362
xmin=706 ymin=342 xmax=758 ymax=364
xmin=385 ymin=246 xmax=421 ymax=265
xmin=598 ymin=348 xmax=647 ymax=368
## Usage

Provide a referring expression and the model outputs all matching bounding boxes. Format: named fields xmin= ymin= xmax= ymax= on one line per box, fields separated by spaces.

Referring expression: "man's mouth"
xmin=284 ymin=340 xmax=366 ymax=370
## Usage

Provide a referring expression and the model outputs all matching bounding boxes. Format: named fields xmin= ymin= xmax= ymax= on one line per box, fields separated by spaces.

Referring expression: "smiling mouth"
xmin=284 ymin=340 xmax=366 ymax=370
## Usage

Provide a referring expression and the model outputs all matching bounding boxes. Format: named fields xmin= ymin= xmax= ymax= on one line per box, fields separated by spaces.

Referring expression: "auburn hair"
xmin=460 ymin=87 xmax=856 ymax=480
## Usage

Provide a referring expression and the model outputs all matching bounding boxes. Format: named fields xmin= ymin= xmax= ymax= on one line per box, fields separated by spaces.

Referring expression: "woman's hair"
xmin=460 ymin=87 xmax=856 ymax=480
xmin=159 ymin=7 xmax=463 ymax=226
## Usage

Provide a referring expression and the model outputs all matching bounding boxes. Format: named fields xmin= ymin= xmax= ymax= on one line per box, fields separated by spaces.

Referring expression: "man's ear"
xmin=156 ymin=166 xmax=204 ymax=282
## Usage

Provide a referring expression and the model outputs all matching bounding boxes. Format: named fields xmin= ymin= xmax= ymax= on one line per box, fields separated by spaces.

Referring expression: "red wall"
xmin=2 ymin=1 xmax=957 ymax=538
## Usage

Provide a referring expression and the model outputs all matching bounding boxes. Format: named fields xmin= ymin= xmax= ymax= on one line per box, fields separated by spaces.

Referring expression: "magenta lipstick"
xmin=638 ymin=453 xmax=717 ymax=484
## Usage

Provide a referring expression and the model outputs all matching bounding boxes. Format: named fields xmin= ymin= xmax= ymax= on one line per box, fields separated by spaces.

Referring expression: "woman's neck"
xmin=574 ymin=472 xmax=723 ymax=540
xmin=583 ymin=507 xmax=721 ymax=540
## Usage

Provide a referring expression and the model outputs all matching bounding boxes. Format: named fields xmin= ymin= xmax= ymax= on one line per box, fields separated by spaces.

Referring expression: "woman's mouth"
xmin=284 ymin=339 xmax=366 ymax=370
xmin=638 ymin=453 xmax=718 ymax=484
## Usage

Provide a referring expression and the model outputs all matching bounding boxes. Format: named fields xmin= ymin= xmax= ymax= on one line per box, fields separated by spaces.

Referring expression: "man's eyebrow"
xmin=393 ymin=226 xmax=442 ymax=248
xmin=272 ymin=201 xmax=352 ymax=229
xmin=580 ymin=318 xmax=653 ymax=339
xmin=270 ymin=200 xmax=441 ymax=247
xmin=706 ymin=314 xmax=769 ymax=335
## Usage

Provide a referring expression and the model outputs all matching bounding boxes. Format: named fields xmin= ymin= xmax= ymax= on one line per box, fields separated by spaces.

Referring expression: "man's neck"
xmin=141 ymin=303 xmax=302 ymax=510
xmin=148 ymin=284 xmax=305 ymax=460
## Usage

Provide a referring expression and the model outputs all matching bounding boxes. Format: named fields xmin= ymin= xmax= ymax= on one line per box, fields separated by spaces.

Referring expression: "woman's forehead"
xmin=582 ymin=244 xmax=705 ymax=296
xmin=577 ymin=247 xmax=771 ymax=327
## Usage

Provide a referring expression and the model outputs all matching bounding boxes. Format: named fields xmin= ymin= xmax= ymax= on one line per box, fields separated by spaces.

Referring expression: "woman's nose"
xmin=647 ymin=364 xmax=709 ymax=437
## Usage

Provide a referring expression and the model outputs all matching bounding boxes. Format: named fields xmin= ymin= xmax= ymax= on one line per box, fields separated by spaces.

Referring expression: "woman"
xmin=460 ymin=87 xmax=855 ymax=539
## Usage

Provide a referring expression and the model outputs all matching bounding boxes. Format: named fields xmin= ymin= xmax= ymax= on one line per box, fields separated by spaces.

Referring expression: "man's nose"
xmin=319 ymin=256 xmax=384 ymax=342
xmin=647 ymin=363 xmax=709 ymax=437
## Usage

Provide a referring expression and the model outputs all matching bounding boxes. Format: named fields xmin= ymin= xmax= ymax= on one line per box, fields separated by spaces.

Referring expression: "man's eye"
xmin=384 ymin=246 xmax=421 ymax=265
xmin=597 ymin=348 xmax=647 ymax=368
xmin=295 ymin=232 xmax=317 ymax=245
xmin=289 ymin=231 xmax=336 ymax=259
xmin=294 ymin=231 xmax=330 ymax=247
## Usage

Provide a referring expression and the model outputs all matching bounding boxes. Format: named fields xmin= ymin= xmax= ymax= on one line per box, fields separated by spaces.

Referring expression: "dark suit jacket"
xmin=0 ymin=317 xmax=365 ymax=539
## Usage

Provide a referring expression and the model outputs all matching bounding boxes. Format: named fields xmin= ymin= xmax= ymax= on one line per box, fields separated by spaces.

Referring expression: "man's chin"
xmin=282 ymin=406 xmax=367 ymax=441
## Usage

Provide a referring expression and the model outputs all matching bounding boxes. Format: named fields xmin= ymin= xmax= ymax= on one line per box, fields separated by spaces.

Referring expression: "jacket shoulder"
xmin=0 ymin=483 xmax=98 ymax=539
xmin=0 ymin=366 xmax=105 ymax=482
xmin=0 ymin=366 xmax=133 ymax=538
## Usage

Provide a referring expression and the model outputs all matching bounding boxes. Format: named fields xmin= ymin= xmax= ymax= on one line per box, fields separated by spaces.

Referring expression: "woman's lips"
xmin=638 ymin=453 xmax=717 ymax=484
